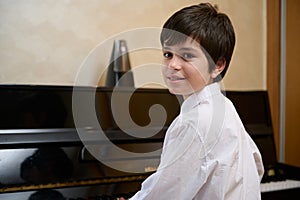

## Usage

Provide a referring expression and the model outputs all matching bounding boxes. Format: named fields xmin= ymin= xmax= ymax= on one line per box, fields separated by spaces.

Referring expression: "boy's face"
xmin=162 ymin=37 xmax=214 ymax=98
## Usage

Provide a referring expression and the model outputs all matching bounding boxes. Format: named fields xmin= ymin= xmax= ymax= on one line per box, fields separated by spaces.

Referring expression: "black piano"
xmin=0 ymin=85 xmax=182 ymax=200
xmin=0 ymin=85 xmax=299 ymax=200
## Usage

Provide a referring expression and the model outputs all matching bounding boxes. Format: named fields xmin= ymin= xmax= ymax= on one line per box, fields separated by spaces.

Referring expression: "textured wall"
xmin=0 ymin=0 xmax=266 ymax=90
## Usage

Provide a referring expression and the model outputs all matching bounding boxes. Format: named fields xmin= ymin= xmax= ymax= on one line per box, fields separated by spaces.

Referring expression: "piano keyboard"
xmin=260 ymin=179 xmax=300 ymax=192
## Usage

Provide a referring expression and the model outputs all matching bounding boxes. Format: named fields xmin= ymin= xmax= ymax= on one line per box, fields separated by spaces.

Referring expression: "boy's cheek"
xmin=161 ymin=66 xmax=168 ymax=75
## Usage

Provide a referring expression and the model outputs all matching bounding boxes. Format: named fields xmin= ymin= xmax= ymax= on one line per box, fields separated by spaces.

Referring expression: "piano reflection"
xmin=0 ymin=84 xmax=299 ymax=200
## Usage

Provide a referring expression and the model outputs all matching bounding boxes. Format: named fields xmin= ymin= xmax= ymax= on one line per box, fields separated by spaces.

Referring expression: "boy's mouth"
xmin=168 ymin=75 xmax=185 ymax=81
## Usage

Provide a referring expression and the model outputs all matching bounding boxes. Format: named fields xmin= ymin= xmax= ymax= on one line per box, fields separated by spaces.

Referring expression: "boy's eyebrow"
xmin=162 ymin=46 xmax=198 ymax=52
xmin=179 ymin=47 xmax=197 ymax=52
xmin=162 ymin=46 xmax=171 ymax=50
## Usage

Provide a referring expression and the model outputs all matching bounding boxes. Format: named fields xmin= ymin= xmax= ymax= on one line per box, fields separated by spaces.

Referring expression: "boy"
xmin=129 ymin=3 xmax=264 ymax=199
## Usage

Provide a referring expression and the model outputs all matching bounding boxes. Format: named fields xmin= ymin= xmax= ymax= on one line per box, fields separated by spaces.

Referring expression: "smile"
xmin=167 ymin=76 xmax=185 ymax=81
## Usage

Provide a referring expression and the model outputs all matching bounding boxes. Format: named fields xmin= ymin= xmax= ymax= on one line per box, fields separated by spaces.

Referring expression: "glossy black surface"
xmin=1 ymin=85 xmax=299 ymax=199
xmin=0 ymin=85 xmax=181 ymax=199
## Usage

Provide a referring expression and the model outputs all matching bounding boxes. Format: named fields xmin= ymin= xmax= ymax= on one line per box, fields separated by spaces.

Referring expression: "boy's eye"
xmin=163 ymin=52 xmax=173 ymax=58
xmin=182 ymin=53 xmax=194 ymax=59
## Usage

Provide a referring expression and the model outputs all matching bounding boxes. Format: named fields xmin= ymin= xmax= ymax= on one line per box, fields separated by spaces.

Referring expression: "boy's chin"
xmin=168 ymin=88 xmax=186 ymax=96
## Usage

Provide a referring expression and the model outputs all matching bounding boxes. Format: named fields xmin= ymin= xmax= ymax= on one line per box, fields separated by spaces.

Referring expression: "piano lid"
xmin=0 ymin=84 xmax=182 ymax=132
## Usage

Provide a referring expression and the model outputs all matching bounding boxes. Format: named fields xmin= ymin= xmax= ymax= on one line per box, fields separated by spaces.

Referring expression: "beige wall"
xmin=0 ymin=0 xmax=266 ymax=90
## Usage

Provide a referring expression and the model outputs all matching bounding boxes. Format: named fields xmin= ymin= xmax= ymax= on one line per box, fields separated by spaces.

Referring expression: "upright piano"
xmin=0 ymin=85 xmax=299 ymax=200
xmin=0 ymin=85 xmax=182 ymax=200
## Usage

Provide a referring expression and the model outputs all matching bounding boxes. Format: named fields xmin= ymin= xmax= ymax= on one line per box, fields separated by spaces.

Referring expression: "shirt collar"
xmin=180 ymin=82 xmax=222 ymax=113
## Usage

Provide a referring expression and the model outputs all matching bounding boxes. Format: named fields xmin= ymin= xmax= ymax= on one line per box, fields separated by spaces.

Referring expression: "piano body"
xmin=0 ymin=85 xmax=299 ymax=199
xmin=0 ymin=85 xmax=181 ymax=200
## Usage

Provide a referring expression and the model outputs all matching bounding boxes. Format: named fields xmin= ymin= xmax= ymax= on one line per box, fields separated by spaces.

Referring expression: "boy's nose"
xmin=168 ymin=56 xmax=182 ymax=71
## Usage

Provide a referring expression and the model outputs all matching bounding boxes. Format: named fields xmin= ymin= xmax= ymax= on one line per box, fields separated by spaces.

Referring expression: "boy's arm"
xmin=129 ymin=125 xmax=206 ymax=199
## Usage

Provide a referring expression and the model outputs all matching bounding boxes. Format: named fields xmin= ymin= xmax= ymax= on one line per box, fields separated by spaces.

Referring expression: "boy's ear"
xmin=211 ymin=58 xmax=226 ymax=79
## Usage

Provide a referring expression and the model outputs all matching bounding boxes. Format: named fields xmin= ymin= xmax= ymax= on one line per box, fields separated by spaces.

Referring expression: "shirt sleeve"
xmin=129 ymin=123 xmax=207 ymax=200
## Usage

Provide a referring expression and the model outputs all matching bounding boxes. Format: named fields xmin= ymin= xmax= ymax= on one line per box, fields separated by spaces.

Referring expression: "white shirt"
xmin=130 ymin=83 xmax=264 ymax=200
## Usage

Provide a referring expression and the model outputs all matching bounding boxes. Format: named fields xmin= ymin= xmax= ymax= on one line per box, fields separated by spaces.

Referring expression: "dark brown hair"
xmin=160 ymin=3 xmax=236 ymax=82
